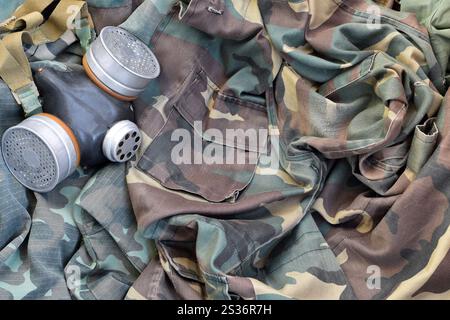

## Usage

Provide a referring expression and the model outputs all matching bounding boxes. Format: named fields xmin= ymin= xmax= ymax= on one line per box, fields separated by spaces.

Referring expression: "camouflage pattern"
xmin=401 ymin=0 xmax=450 ymax=87
xmin=0 ymin=0 xmax=24 ymax=22
xmin=0 ymin=0 xmax=449 ymax=300
xmin=86 ymin=0 xmax=144 ymax=33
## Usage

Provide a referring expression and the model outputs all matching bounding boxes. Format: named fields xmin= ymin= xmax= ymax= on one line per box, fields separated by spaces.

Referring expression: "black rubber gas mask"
xmin=1 ymin=26 xmax=160 ymax=193
xmin=1 ymin=63 xmax=143 ymax=193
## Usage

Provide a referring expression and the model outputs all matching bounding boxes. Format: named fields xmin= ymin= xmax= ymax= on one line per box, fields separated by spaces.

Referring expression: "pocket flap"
xmin=137 ymin=68 xmax=269 ymax=203
xmin=175 ymin=69 xmax=268 ymax=153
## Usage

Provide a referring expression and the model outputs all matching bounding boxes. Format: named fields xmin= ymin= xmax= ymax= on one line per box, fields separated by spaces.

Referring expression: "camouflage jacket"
xmin=0 ymin=0 xmax=449 ymax=300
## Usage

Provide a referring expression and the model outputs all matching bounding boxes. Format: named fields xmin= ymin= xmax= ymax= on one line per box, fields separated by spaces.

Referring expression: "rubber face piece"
xmin=34 ymin=64 xmax=135 ymax=167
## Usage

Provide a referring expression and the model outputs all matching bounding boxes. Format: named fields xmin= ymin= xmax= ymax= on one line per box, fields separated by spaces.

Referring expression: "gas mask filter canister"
xmin=83 ymin=26 xmax=160 ymax=101
xmin=2 ymin=113 xmax=80 ymax=193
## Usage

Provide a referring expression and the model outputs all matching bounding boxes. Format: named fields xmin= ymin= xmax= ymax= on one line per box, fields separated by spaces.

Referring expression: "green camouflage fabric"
xmin=0 ymin=1 xmax=153 ymax=300
xmin=401 ymin=0 xmax=450 ymax=87
xmin=0 ymin=0 xmax=24 ymax=22
xmin=0 ymin=0 xmax=449 ymax=300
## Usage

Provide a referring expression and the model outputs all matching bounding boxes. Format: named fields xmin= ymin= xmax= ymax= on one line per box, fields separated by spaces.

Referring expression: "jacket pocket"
xmin=137 ymin=68 xmax=269 ymax=202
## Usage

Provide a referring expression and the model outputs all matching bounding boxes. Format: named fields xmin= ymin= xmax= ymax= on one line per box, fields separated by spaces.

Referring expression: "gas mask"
xmin=2 ymin=26 xmax=159 ymax=193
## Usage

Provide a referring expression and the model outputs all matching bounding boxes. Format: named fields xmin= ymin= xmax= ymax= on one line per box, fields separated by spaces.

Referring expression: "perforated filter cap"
xmin=84 ymin=26 xmax=160 ymax=100
xmin=102 ymin=27 xmax=159 ymax=79
xmin=102 ymin=120 xmax=142 ymax=163
xmin=2 ymin=114 xmax=79 ymax=193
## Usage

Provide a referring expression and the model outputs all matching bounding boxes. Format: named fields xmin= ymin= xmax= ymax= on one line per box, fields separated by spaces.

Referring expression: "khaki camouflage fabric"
xmin=0 ymin=0 xmax=449 ymax=300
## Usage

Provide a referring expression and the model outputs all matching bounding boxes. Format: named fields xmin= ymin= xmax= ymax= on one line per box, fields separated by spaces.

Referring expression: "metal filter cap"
xmin=102 ymin=120 xmax=142 ymax=163
xmin=83 ymin=26 xmax=160 ymax=101
xmin=1 ymin=114 xmax=80 ymax=193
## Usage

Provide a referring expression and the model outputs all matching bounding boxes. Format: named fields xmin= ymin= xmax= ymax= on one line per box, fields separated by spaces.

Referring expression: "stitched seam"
xmin=150 ymin=8 xmax=175 ymax=46
xmin=183 ymin=0 xmax=201 ymax=25
xmin=322 ymin=53 xmax=377 ymax=98
xmin=177 ymin=99 xmax=265 ymax=152
xmin=217 ymin=92 xmax=266 ymax=110
xmin=140 ymin=107 xmax=176 ymax=166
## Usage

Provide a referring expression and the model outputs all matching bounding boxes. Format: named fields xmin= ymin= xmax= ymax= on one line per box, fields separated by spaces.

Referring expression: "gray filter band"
xmin=83 ymin=26 xmax=160 ymax=100
xmin=2 ymin=114 xmax=79 ymax=193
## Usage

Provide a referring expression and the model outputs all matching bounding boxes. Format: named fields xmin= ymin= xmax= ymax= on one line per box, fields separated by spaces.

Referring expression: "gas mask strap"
xmin=0 ymin=12 xmax=44 ymax=34
xmin=0 ymin=37 xmax=41 ymax=116
xmin=10 ymin=0 xmax=56 ymax=19
xmin=0 ymin=0 xmax=54 ymax=33
xmin=29 ymin=0 xmax=92 ymax=51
